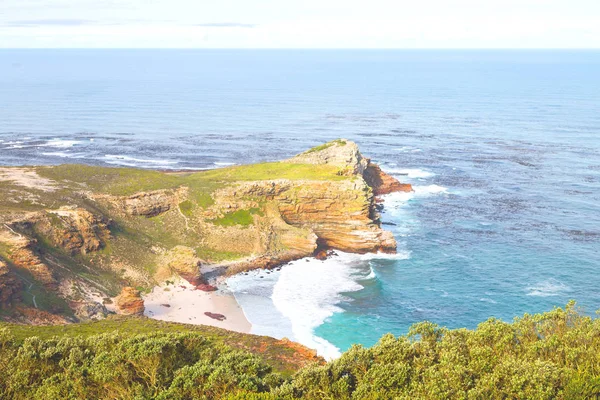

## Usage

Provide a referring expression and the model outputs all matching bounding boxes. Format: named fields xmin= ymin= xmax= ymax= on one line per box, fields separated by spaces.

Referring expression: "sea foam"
xmin=227 ymin=252 xmax=378 ymax=360
xmin=42 ymin=139 xmax=82 ymax=148
xmin=104 ymin=154 xmax=178 ymax=168
xmin=384 ymin=168 xmax=435 ymax=179
xmin=526 ymin=279 xmax=571 ymax=297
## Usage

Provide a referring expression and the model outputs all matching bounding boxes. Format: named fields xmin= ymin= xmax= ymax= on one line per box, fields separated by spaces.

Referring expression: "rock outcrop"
xmin=106 ymin=187 xmax=188 ymax=217
xmin=278 ymin=139 xmax=408 ymax=253
xmin=0 ymin=230 xmax=57 ymax=288
xmin=73 ymin=301 xmax=109 ymax=321
xmin=0 ymin=259 xmax=22 ymax=306
xmin=275 ymin=178 xmax=396 ymax=253
xmin=364 ymin=163 xmax=414 ymax=195
xmin=35 ymin=208 xmax=110 ymax=255
xmin=287 ymin=139 xmax=369 ymax=176
xmin=158 ymin=246 xmax=202 ymax=285
xmin=115 ymin=287 xmax=145 ymax=316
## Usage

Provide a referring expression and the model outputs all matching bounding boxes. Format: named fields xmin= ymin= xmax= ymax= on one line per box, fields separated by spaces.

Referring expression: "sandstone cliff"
xmin=0 ymin=140 xmax=410 ymax=323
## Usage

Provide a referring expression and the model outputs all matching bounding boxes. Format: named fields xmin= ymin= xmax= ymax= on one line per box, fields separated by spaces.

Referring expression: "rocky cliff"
xmin=0 ymin=140 xmax=410 ymax=323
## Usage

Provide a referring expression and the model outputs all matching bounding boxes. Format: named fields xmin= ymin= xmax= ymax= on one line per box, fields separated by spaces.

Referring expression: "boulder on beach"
xmin=204 ymin=312 xmax=226 ymax=321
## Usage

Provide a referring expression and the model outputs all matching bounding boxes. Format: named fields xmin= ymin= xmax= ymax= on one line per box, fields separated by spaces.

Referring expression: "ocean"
xmin=1 ymin=49 xmax=599 ymax=358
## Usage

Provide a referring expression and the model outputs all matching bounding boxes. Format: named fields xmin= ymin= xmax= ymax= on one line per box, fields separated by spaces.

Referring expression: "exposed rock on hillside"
xmin=73 ymin=301 xmax=109 ymax=321
xmin=158 ymin=246 xmax=203 ymax=285
xmin=0 ymin=259 xmax=22 ymax=306
xmin=0 ymin=226 xmax=57 ymax=289
xmin=287 ymin=139 xmax=369 ymax=176
xmin=35 ymin=208 xmax=110 ymax=255
xmin=115 ymin=287 xmax=145 ymax=316
xmin=106 ymin=187 xmax=188 ymax=217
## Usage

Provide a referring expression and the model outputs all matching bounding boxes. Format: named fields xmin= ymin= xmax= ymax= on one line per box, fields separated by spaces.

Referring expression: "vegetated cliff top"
xmin=0 ymin=139 xmax=409 ymax=324
xmin=0 ymin=302 xmax=598 ymax=399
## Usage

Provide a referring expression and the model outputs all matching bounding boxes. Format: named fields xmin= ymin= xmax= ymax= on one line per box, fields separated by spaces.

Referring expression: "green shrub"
xmin=1 ymin=302 xmax=599 ymax=399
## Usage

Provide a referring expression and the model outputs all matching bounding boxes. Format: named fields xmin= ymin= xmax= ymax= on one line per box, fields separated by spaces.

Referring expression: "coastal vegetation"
xmin=0 ymin=302 xmax=598 ymax=399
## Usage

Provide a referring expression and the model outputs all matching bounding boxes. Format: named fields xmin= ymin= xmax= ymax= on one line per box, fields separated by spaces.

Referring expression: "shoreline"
xmin=143 ymin=278 xmax=252 ymax=334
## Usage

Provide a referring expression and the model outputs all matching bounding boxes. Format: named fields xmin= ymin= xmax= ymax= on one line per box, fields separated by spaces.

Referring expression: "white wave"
xmin=526 ymin=279 xmax=571 ymax=297
xmin=384 ymin=168 xmax=435 ymax=179
xmin=227 ymin=251 xmax=386 ymax=360
xmin=41 ymin=151 xmax=87 ymax=158
xmin=363 ymin=267 xmax=377 ymax=280
xmin=227 ymin=270 xmax=294 ymax=340
xmin=381 ymin=184 xmax=448 ymax=208
xmin=214 ymin=162 xmax=236 ymax=166
xmin=414 ymin=184 xmax=448 ymax=195
xmin=394 ymin=146 xmax=422 ymax=153
xmin=104 ymin=154 xmax=178 ymax=168
xmin=358 ymin=250 xmax=411 ymax=261
xmin=42 ymin=139 xmax=82 ymax=148
xmin=271 ymin=252 xmax=369 ymax=360
xmin=4 ymin=141 xmax=30 ymax=149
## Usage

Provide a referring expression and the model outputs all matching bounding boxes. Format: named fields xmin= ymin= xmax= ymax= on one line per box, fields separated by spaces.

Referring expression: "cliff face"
xmin=0 ymin=139 xmax=410 ymax=323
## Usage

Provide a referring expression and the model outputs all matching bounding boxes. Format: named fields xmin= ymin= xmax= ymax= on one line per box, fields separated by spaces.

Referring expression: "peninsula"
xmin=0 ymin=139 xmax=411 ymax=325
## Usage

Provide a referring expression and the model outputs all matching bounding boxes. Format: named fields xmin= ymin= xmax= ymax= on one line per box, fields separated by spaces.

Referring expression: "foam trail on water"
xmin=526 ymin=279 xmax=571 ymax=297
xmin=41 ymin=151 xmax=87 ymax=159
xmin=358 ymin=251 xmax=411 ymax=261
xmin=42 ymin=139 xmax=82 ymax=148
xmin=384 ymin=168 xmax=435 ymax=179
xmin=104 ymin=154 xmax=179 ymax=168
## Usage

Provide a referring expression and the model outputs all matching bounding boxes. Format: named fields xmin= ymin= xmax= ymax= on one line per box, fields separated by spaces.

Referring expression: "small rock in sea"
xmin=204 ymin=312 xmax=226 ymax=321
xmin=260 ymin=276 xmax=264 ymax=279
xmin=266 ymin=271 xmax=271 ymax=274
xmin=160 ymin=304 xmax=171 ymax=308
xmin=196 ymin=284 xmax=218 ymax=292
xmin=276 ymin=268 xmax=281 ymax=271
xmin=305 ymin=259 xmax=310 ymax=262
xmin=315 ymin=249 xmax=328 ymax=260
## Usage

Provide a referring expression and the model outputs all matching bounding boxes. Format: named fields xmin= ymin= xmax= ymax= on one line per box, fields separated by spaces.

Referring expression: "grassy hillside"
xmin=1 ymin=302 xmax=598 ymax=399
xmin=0 ymin=159 xmax=354 ymax=322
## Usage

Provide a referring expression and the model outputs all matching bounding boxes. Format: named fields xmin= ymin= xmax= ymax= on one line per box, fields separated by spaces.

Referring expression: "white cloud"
xmin=0 ymin=0 xmax=599 ymax=48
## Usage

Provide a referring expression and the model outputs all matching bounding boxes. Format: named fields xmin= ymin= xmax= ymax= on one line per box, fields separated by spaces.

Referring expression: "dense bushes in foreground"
xmin=1 ymin=302 xmax=599 ymax=399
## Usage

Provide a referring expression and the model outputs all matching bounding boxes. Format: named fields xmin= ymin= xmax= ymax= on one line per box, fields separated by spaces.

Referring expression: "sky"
xmin=0 ymin=0 xmax=599 ymax=48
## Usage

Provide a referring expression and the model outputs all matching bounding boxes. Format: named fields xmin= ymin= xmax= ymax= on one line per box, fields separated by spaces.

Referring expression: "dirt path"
xmin=0 ymin=167 xmax=58 ymax=191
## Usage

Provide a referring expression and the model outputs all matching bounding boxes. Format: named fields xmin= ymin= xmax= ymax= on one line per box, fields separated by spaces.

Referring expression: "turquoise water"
xmin=1 ymin=50 xmax=599 ymax=355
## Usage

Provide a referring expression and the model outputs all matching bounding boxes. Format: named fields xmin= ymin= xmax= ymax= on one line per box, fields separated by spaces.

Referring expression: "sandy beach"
xmin=143 ymin=278 xmax=251 ymax=333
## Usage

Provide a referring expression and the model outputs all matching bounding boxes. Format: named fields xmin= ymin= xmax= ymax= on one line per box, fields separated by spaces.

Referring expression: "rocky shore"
xmin=0 ymin=139 xmax=411 ymax=325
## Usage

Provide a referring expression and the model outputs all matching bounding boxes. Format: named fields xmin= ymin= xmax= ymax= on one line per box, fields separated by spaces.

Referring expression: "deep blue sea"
xmin=1 ymin=50 xmax=599 ymax=357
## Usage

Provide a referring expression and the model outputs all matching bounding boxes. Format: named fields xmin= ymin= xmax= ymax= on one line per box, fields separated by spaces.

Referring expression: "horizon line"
xmin=1 ymin=47 xmax=599 ymax=51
